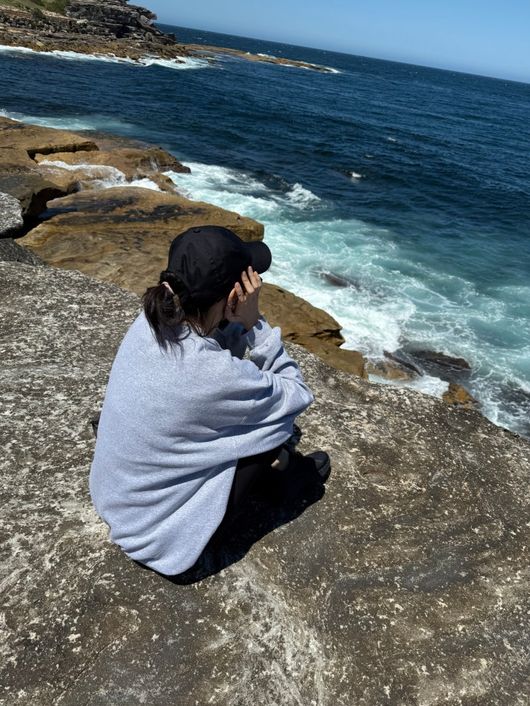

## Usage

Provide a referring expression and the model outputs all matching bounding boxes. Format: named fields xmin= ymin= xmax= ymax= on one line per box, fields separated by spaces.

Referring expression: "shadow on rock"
xmin=137 ymin=466 xmax=326 ymax=585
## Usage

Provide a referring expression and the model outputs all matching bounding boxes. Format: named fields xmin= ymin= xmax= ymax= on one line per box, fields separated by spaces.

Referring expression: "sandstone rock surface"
xmin=0 ymin=116 xmax=97 ymax=158
xmin=19 ymin=186 xmax=264 ymax=292
xmin=35 ymin=146 xmax=190 ymax=181
xmin=1 ymin=261 xmax=529 ymax=705
xmin=0 ymin=117 xmax=97 ymax=217
xmin=442 ymin=381 xmax=478 ymax=408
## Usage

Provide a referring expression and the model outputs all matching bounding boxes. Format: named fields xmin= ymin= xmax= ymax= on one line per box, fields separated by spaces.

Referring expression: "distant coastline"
xmin=0 ymin=0 xmax=337 ymax=72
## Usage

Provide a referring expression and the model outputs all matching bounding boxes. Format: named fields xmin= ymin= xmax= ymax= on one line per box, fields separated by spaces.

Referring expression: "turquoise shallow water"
xmin=1 ymin=25 xmax=529 ymax=436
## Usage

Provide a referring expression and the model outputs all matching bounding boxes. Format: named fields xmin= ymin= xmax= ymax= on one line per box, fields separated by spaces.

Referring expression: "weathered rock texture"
xmin=0 ymin=237 xmax=44 ymax=265
xmin=0 ymin=117 xmax=188 ymax=214
xmin=184 ymin=42 xmax=337 ymax=73
xmin=0 ymin=191 xmax=23 ymax=237
xmin=0 ymin=0 xmax=189 ymax=61
xmin=19 ymin=186 xmax=264 ymax=290
xmin=35 ymin=146 xmax=190 ymax=181
xmin=1 ymin=261 xmax=529 ymax=705
xmin=0 ymin=116 xmax=98 ymax=218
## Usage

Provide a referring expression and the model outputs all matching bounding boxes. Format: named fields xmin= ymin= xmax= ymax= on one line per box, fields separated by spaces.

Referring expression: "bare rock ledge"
xmin=1 ymin=261 xmax=529 ymax=705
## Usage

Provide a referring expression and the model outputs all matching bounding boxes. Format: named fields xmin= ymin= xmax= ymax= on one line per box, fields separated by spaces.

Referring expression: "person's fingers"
xmin=235 ymin=281 xmax=246 ymax=301
xmin=227 ymin=288 xmax=237 ymax=310
xmin=241 ymin=269 xmax=255 ymax=295
xmin=249 ymin=266 xmax=261 ymax=289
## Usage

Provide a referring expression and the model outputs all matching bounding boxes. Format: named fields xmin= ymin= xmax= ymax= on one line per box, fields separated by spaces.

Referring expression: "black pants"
xmin=207 ymin=444 xmax=283 ymax=547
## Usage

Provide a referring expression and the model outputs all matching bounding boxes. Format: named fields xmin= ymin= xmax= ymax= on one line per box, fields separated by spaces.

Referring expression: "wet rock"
xmin=400 ymin=347 xmax=472 ymax=382
xmin=1 ymin=261 xmax=529 ymax=705
xmin=443 ymin=382 xmax=478 ymax=409
xmin=0 ymin=116 xmax=97 ymax=158
xmin=186 ymin=42 xmax=337 ymax=73
xmin=0 ymin=118 xmax=98 ymax=218
xmin=35 ymin=161 xmax=125 ymax=194
xmin=314 ymin=269 xmax=361 ymax=290
xmin=0 ymin=162 xmax=66 ymax=220
xmin=366 ymin=357 xmax=419 ymax=381
xmin=0 ymin=191 xmax=23 ymax=237
xmin=383 ymin=349 xmax=424 ymax=376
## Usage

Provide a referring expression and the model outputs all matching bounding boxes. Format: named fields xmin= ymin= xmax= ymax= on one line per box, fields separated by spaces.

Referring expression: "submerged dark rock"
xmin=314 ymin=269 xmax=362 ymax=290
xmin=397 ymin=346 xmax=472 ymax=383
xmin=384 ymin=349 xmax=424 ymax=376
xmin=1 ymin=261 xmax=529 ymax=705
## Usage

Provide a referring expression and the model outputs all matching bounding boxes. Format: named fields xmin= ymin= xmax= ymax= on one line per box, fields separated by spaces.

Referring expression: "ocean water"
xmin=1 ymin=25 xmax=529 ymax=436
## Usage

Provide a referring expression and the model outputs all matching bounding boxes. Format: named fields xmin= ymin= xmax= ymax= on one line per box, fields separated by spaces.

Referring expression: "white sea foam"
xmin=165 ymin=158 xmax=530 ymax=434
xmin=370 ymin=371 xmax=450 ymax=398
xmin=136 ymin=55 xmax=209 ymax=70
xmin=286 ymin=182 xmax=321 ymax=207
xmin=40 ymin=159 xmax=121 ymax=174
xmin=0 ymin=107 xmax=133 ymax=132
xmin=126 ymin=177 xmax=161 ymax=190
xmin=39 ymin=159 xmax=161 ymax=190
xmin=0 ymin=44 xmax=208 ymax=70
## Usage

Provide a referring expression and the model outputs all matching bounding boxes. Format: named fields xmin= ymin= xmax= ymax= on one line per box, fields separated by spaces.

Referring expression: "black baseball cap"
xmin=161 ymin=225 xmax=272 ymax=306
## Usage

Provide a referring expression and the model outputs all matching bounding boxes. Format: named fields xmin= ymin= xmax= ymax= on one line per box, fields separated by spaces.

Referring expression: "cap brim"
xmin=246 ymin=241 xmax=272 ymax=274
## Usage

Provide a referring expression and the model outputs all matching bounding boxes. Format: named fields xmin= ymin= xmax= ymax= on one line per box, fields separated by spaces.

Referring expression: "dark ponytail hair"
xmin=142 ymin=270 xmax=214 ymax=350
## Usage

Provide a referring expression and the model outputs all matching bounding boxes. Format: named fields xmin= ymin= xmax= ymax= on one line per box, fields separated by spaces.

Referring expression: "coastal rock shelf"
xmin=1 ymin=260 xmax=529 ymax=705
xmin=20 ymin=185 xmax=264 ymax=286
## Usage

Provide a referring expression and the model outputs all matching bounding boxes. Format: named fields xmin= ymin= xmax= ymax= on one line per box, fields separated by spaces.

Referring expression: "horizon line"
xmin=156 ymin=20 xmax=530 ymax=87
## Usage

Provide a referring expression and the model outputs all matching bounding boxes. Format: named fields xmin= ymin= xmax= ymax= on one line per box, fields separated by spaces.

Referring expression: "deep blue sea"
xmin=1 ymin=25 xmax=529 ymax=436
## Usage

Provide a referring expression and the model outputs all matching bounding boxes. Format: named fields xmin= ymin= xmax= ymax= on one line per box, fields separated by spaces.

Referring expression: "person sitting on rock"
xmin=89 ymin=225 xmax=330 ymax=578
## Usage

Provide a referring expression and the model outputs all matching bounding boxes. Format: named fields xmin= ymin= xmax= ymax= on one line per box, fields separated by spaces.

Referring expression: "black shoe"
xmin=288 ymin=449 xmax=331 ymax=482
xmin=304 ymin=451 xmax=331 ymax=482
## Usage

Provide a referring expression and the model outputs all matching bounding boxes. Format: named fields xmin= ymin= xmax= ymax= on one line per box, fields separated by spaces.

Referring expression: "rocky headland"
xmin=0 ymin=0 xmax=337 ymax=72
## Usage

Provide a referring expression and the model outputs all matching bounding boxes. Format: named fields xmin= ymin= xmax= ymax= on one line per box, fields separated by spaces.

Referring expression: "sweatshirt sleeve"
xmin=210 ymin=317 xmax=314 ymax=458
xmin=210 ymin=321 xmax=248 ymax=359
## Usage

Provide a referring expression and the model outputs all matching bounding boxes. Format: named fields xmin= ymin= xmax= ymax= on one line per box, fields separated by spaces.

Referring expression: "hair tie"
xmin=162 ymin=281 xmax=175 ymax=296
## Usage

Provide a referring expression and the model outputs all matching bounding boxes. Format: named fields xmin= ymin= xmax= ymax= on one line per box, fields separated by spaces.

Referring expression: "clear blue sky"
xmin=147 ymin=0 xmax=530 ymax=82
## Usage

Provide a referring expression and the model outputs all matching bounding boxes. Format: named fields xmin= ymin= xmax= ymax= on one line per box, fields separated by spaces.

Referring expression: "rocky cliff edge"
xmin=1 ymin=259 xmax=529 ymax=705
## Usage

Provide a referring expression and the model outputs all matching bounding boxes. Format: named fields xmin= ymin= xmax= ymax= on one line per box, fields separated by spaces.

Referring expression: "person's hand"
xmin=224 ymin=266 xmax=262 ymax=331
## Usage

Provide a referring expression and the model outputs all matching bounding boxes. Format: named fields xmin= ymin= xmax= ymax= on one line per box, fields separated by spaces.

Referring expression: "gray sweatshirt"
xmin=89 ymin=313 xmax=314 ymax=575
